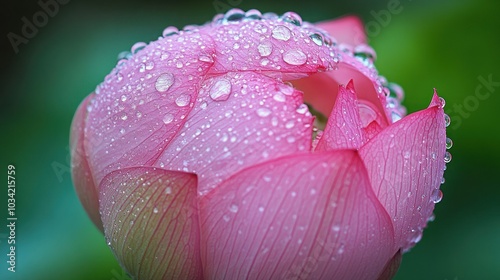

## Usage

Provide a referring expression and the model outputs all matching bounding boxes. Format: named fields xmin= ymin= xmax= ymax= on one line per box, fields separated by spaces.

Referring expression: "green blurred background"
xmin=1 ymin=0 xmax=499 ymax=279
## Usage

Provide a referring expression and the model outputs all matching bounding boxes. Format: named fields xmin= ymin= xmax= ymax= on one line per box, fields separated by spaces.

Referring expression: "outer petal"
xmin=315 ymin=81 xmax=365 ymax=151
xmin=359 ymin=92 xmax=446 ymax=251
xmin=99 ymin=167 xmax=202 ymax=279
xmin=70 ymin=94 xmax=102 ymax=230
xmin=315 ymin=16 xmax=367 ymax=46
xmin=199 ymin=151 xmax=395 ymax=280
xmin=155 ymin=72 xmax=313 ymax=195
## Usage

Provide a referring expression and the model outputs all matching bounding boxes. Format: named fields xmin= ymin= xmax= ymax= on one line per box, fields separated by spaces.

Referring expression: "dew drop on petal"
xmin=272 ymin=25 xmax=291 ymax=41
xmin=431 ymin=189 xmax=443 ymax=203
xmin=209 ymin=78 xmax=232 ymax=101
xmin=438 ymin=97 xmax=446 ymax=108
xmin=444 ymin=114 xmax=451 ymax=127
xmin=256 ymin=108 xmax=271 ymax=117
xmin=155 ymin=73 xmax=175 ymax=92
xmin=283 ymin=49 xmax=307 ymax=66
xmin=175 ymin=94 xmax=190 ymax=107
xmin=165 ymin=187 xmax=172 ymax=194
xmin=229 ymin=204 xmax=239 ymax=213
xmin=281 ymin=12 xmax=302 ymax=26
xmin=162 ymin=113 xmax=174 ymax=124
xmin=131 ymin=42 xmax=147 ymax=54
xmin=309 ymin=33 xmax=323 ymax=46
xmin=153 ymin=207 xmax=159 ymax=213
xmin=446 ymin=137 xmax=453 ymax=149
xmin=444 ymin=151 xmax=452 ymax=163
xmin=257 ymin=41 xmax=273 ymax=57
xmin=162 ymin=26 xmax=179 ymax=37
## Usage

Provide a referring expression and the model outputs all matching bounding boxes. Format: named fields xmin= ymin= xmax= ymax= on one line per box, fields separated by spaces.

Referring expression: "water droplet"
xmin=257 ymin=41 xmax=273 ymax=57
xmin=257 ymin=108 xmax=271 ymax=117
xmin=441 ymin=177 xmax=446 ymax=184
xmin=273 ymin=92 xmax=286 ymax=102
xmin=403 ymin=151 xmax=410 ymax=159
xmin=199 ymin=54 xmax=213 ymax=63
xmin=388 ymin=83 xmax=404 ymax=101
xmin=131 ymin=42 xmax=147 ymax=54
xmin=209 ymin=78 xmax=232 ymax=101
xmin=309 ymin=33 xmax=323 ymax=46
xmin=296 ymin=104 xmax=309 ymax=114
xmin=444 ymin=114 xmax=451 ymax=127
xmin=283 ymin=49 xmax=307 ymax=65
xmin=225 ymin=8 xmax=245 ymax=21
xmin=120 ymin=95 xmax=127 ymax=102
xmin=155 ymin=73 xmax=175 ymax=92
xmin=281 ymin=12 xmax=302 ymax=26
xmin=223 ymin=215 xmax=230 ymax=222
xmin=438 ymin=97 xmax=446 ymax=108
xmin=162 ymin=113 xmax=174 ymax=124
xmin=120 ymin=114 xmax=128 ymax=121
xmin=165 ymin=187 xmax=172 ymax=194
xmin=116 ymin=73 xmax=123 ymax=82
xmin=250 ymin=24 xmax=266 ymax=37
xmin=229 ymin=204 xmax=239 ymax=213
xmin=272 ymin=25 xmax=291 ymax=41
xmin=176 ymin=61 xmax=183 ymax=68
xmin=258 ymin=206 xmax=264 ymax=212
xmin=391 ymin=111 xmax=402 ymax=122
xmin=431 ymin=189 xmax=443 ymax=203
xmin=162 ymin=26 xmax=179 ymax=37
xmin=245 ymin=9 xmax=262 ymax=20
xmin=145 ymin=61 xmax=154 ymax=70
xmin=279 ymin=83 xmax=294 ymax=96
xmin=444 ymin=151 xmax=452 ymax=163
xmin=175 ymin=94 xmax=190 ymax=107
xmin=354 ymin=44 xmax=377 ymax=61
xmin=117 ymin=51 xmax=132 ymax=61
xmin=446 ymin=137 xmax=453 ymax=149
xmin=153 ymin=207 xmax=159 ymax=213
xmin=285 ymin=120 xmax=295 ymax=129
xmin=120 ymin=128 xmax=126 ymax=134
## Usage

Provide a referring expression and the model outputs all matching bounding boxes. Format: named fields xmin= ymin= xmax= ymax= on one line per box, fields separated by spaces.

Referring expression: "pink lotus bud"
xmin=71 ymin=9 xmax=450 ymax=279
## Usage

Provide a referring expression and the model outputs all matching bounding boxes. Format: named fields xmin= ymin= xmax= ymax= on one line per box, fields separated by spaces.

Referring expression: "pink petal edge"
xmin=315 ymin=16 xmax=367 ymax=46
xmin=199 ymin=151 xmax=395 ymax=280
xmin=359 ymin=92 xmax=446 ymax=251
xmin=99 ymin=167 xmax=203 ymax=279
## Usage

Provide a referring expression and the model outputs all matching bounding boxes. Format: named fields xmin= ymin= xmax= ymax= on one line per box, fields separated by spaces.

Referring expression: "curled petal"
xmin=199 ymin=151 xmax=395 ymax=280
xmin=70 ymin=94 xmax=102 ymax=230
xmin=359 ymin=92 xmax=446 ymax=251
xmin=99 ymin=167 xmax=203 ymax=279
xmin=315 ymin=16 xmax=367 ymax=45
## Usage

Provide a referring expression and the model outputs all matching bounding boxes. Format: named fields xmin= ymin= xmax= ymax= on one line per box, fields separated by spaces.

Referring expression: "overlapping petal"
xmin=359 ymin=92 xmax=446 ymax=251
xmin=199 ymin=151 xmax=395 ymax=280
xmin=99 ymin=167 xmax=202 ymax=279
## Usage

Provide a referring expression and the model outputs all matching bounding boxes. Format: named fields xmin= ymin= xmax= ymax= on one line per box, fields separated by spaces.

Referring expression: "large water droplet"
xmin=225 ymin=8 xmax=245 ymax=21
xmin=444 ymin=114 xmax=451 ymax=127
xmin=175 ymin=94 xmax=190 ymax=107
xmin=272 ymin=25 xmax=291 ymax=41
xmin=245 ymin=9 xmax=262 ymax=20
xmin=257 ymin=108 xmax=271 ymax=117
xmin=162 ymin=113 xmax=174 ymax=124
xmin=257 ymin=41 xmax=273 ymax=57
xmin=209 ymin=78 xmax=232 ymax=101
xmin=281 ymin=12 xmax=302 ymax=26
xmin=446 ymin=137 xmax=453 ymax=149
xmin=131 ymin=42 xmax=147 ymax=55
xmin=162 ymin=26 xmax=179 ymax=37
xmin=444 ymin=151 xmax=452 ymax=163
xmin=198 ymin=54 xmax=214 ymax=63
xmin=431 ymin=189 xmax=443 ymax=203
xmin=283 ymin=49 xmax=307 ymax=65
xmin=438 ymin=97 xmax=446 ymax=108
xmin=309 ymin=33 xmax=324 ymax=46
xmin=155 ymin=73 xmax=175 ymax=92
xmin=354 ymin=44 xmax=377 ymax=62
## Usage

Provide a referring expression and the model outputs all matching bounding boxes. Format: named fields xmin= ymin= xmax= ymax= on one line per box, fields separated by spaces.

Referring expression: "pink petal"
xmin=359 ymin=92 xmax=446 ymax=251
xmin=155 ymin=72 xmax=313 ymax=195
xmin=84 ymin=31 xmax=215 ymax=184
xmin=377 ymin=250 xmax=402 ymax=280
xmin=99 ymin=167 xmax=202 ymax=279
xmin=315 ymin=81 xmax=365 ymax=151
xmin=199 ymin=151 xmax=395 ymax=280
xmin=70 ymin=94 xmax=102 ymax=231
xmin=315 ymin=16 xmax=366 ymax=46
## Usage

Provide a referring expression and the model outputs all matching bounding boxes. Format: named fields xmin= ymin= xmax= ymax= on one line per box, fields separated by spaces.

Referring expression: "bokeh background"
xmin=1 ymin=0 xmax=499 ymax=279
